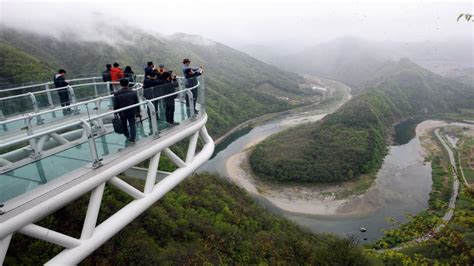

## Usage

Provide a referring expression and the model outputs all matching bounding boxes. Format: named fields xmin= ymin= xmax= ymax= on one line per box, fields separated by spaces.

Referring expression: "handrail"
xmin=0 ymin=79 xmax=201 ymax=150
xmin=0 ymin=83 xmax=142 ymax=125
xmin=0 ymin=74 xmax=146 ymax=95
xmin=0 ymin=77 xmax=189 ymax=126
xmin=0 ymin=75 xmax=187 ymax=126
xmin=0 ymin=76 xmax=101 ymax=93
xmin=0 ymin=81 xmax=140 ymax=101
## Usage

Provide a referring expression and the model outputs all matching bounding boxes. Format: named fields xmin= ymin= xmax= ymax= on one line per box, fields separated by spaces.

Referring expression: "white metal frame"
xmin=0 ymin=76 xmax=213 ymax=264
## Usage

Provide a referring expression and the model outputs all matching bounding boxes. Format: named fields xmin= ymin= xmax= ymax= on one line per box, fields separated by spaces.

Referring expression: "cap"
xmin=159 ymin=64 xmax=165 ymax=68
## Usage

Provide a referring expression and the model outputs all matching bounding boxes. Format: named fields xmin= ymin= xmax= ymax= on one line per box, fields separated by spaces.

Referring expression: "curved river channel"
xmin=199 ymin=108 xmax=434 ymax=242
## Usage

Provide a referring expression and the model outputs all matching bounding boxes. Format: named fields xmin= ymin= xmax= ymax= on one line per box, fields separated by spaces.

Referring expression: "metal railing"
xmin=0 ymin=74 xmax=212 ymax=265
xmin=0 ymin=75 xmax=145 ymax=120
xmin=0 ymin=76 xmax=205 ymax=173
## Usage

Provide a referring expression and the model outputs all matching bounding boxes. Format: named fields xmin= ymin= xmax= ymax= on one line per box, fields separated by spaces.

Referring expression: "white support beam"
xmin=50 ymin=133 xmax=69 ymax=145
xmin=162 ymin=148 xmax=186 ymax=168
xmin=185 ymin=131 xmax=199 ymax=164
xmin=46 ymin=133 xmax=214 ymax=265
xmin=144 ymin=153 xmax=161 ymax=194
xmin=0 ymin=114 xmax=208 ymax=238
xmin=0 ymin=106 xmax=213 ymax=265
xmin=19 ymin=224 xmax=80 ymax=248
xmin=81 ymin=183 xmax=106 ymax=240
xmin=0 ymin=234 xmax=12 ymax=265
xmin=108 ymin=177 xmax=145 ymax=200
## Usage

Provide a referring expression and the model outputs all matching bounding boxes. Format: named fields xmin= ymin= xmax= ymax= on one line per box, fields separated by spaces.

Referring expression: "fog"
xmin=1 ymin=0 xmax=472 ymax=50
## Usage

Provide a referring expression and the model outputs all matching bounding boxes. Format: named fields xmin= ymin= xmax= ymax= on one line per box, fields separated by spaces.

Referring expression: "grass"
xmin=459 ymin=137 xmax=474 ymax=184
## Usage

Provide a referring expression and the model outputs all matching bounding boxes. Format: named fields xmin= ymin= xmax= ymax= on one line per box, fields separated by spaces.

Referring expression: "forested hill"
xmin=5 ymin=174 xmax=373 ymax=264
xmin=0 ymin=27 xmax=305 ymax=137
xmin=250 ymin=59 xmax=474 ymax=182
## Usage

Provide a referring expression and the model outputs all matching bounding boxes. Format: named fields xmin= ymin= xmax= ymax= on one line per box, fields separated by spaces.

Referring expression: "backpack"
xmin=112 ymin=114 xmax=124 ymax=134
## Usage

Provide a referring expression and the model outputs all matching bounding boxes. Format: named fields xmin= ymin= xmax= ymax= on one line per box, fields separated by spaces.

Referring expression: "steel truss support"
xmin=0 ymin=115 xmax=214 ymax=265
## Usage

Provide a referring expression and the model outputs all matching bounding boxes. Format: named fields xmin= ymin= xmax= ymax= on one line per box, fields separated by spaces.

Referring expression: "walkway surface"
xmin=0 ymin=100 xmax=191 ymax=204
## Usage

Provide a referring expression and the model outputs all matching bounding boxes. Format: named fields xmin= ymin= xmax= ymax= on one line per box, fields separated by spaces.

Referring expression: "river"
xmin=199 ymin=108 xmax=436 ymax=243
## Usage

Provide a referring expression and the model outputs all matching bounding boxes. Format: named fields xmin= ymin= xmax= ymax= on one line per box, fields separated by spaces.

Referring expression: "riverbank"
xmin=224 ymin=120 xmax=450 ymax=217
xmin=369 ymin=122 xmax=474 ymax=264
xmin=214 ymin=77 xmax=351 ymax=146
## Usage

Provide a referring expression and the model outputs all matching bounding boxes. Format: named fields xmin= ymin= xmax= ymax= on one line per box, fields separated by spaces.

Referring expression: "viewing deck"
xmin=0 ymin=75 xmax=214 ymax=264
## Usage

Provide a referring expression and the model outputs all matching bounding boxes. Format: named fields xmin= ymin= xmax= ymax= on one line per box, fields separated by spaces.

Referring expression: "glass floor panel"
xmin=0 ymin=100 xmax=192 ymax=203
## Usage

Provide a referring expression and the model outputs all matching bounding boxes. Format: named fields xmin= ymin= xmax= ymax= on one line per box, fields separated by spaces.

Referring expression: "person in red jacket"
xmin=110 ymin=62 xmax=124 ymax=92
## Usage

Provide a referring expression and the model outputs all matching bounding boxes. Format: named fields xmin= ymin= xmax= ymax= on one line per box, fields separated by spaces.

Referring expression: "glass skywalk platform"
xmin=0 ymin=100 xmax=193 ymax=203
xmin=0 ymin=76 xmax=205 ymax=209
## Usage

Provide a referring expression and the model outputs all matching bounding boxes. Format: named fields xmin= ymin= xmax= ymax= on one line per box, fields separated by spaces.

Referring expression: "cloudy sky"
xmin=0 ymin=0 xmax=472 ymax=49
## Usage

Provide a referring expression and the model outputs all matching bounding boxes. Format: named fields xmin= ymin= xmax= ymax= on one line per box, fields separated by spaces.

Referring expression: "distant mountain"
xmin=241 ymin=36 xmax=473 ymax=94
xmin=0 ymin=27 xmax=306 ymax=137
xmin=289 ymin=37 xmax=390 ymax=93
xmin=250 ymin=58 xmax=474 ymax=182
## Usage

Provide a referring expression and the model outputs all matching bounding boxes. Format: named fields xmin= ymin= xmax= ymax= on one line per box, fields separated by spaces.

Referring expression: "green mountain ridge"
xmin=250 ymin=58 xmax=474 ymax=182
xmin=0 ymin=27 xmax=306 ymax=137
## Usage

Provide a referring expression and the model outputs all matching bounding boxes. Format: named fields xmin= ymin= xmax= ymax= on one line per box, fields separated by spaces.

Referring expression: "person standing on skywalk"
xmin=113 ymin=78 xmax=140 ymax=144
xmin=182 ymin=58 xmax=203 ymax=115
xmin=110 ymin=62 xmax=124 ymax=93
xmin=53 ymin=69 xmax=71 ymax=115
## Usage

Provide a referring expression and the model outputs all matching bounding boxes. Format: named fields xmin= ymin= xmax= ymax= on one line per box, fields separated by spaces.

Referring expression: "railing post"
xmin=25 ymin=116 xmax=40 ymax=158
xmin=177 ymin=78 xmax=186 ymax=103
xmin=46 ymin=84 xmax=57 ymax=118
xmin=67 ymin=86 xmax=79 ymax=115
xmin=107 ymin=81 xmax=113 ymax=109
xmin=45 ymin=84 xmax=54 ymax=108
xmin=197 ymin=76 xmax=205 ymax=112
xmin=95 ymin=97 xmax=105 ymax=133
xmin=145 ymin=100 xmax=159 ymax=137
xmin=0 ymin=110 xmax=6 ymax=131
xmin=28 ymin=92 xmax=43 ymax=125
xmin=93 ymin=79 xmax=99 ymax=97
xmin=81 ymin=119 xmax=102 ymax=169
xmin=186 ymin=90 xmax=196 ymax=120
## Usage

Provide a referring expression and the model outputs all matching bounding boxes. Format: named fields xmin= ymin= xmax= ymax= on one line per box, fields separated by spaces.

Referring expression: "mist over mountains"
xmin=0 ymin=25 xmax=307 ymax=138
xmin=240 ymin=36 xmax=473 ymax=91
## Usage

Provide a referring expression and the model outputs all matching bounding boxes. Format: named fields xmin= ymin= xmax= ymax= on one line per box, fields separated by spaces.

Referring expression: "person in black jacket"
xmin=53 ymin=69 xmax=71 ymax=115
xmin=124 ymin=66 xmax=135 ymax=83
xmin=143 ymin=72 xmax=161 ymax=123
xmin=102 ymin=64 xmax=113 ymax=93
xmin=102 ymin=64 xmax=112 ymax=82
xmin=182 ymin=58 xmax=203 ymax=114
xmin=144 ymin=61 xmax=154 ymax=80
xmin=113 ymin=79 xmax=140 ymax=143
xmin=161 ymin=71 xmax=179 ymax=125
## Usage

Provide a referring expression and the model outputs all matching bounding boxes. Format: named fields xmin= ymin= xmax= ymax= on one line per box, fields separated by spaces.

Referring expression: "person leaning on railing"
xmin=182 ymin=58 xmax=203 ymax=114
xmin=160 ymin=71 xmax=179 ymax=126
xmin=113 ymin=78 xmax=139 ymax=144
xmin=144 ymin=61 xmax=154 ymax=80
xmin=143 ymin=72 xmax=161 ymax=124
xmin=53 ymin=69 xmax=72 ymax=115
xmin=102 ymin=64 xmax=113 ymax=93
